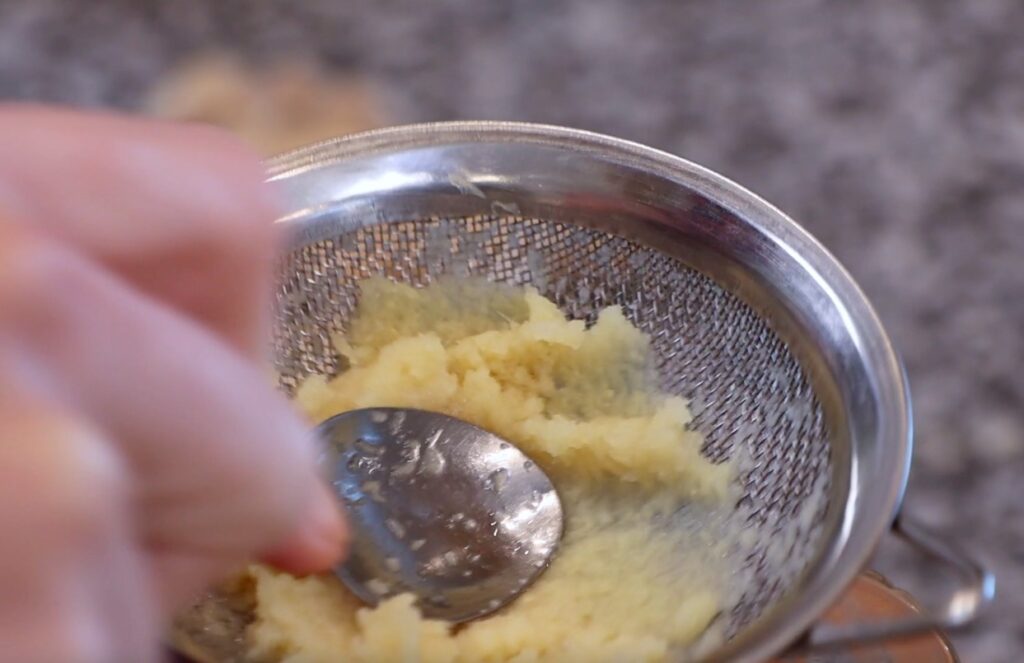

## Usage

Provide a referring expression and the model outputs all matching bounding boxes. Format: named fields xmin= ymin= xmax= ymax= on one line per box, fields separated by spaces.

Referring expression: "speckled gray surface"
xmin=1 ymin=1 xmax=1021 ymax=660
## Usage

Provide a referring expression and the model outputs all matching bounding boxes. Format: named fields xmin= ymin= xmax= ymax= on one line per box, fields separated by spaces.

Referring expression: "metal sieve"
xmin=172 ymin=122 xmax=993 ymax=662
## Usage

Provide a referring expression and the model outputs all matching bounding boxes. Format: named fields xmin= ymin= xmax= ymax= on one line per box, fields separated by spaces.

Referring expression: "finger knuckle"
xmin=184 ymin=129 xmax=278 ymax=244
xmin=40 ymin=623 xmax=110 ymax=663
xmin=42 ymin=428 xmax=124 ymax=543
xmin=0 ymin=413 xmax=125 ymax=544
xmin=0 ymin=227 xmax=80 ymax=319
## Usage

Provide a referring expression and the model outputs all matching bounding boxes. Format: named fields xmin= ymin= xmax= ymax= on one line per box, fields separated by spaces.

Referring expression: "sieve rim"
xmin=266 ymin=121 xmax=913 ymax=662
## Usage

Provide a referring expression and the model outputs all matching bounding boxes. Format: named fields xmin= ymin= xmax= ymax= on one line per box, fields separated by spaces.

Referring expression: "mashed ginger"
xmin=247 ymin=277 xmax=734 ymax=663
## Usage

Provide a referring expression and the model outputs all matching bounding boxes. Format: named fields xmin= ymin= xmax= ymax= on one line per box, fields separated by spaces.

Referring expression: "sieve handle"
xmin=793 ymin=513 xmax=995 ymax=654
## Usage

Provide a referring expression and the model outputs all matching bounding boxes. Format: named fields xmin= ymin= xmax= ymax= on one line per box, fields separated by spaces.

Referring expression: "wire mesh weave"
xmin=272 ymin=212 xmax=831 ymax=640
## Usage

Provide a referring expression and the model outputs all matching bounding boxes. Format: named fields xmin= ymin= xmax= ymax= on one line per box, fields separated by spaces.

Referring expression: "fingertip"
xmin=261 ymin=482 xmax=348 ymax=576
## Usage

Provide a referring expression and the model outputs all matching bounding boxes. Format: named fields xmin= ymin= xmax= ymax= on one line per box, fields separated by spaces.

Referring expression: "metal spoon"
xmin=316 ymin=407 xmax=564 ymax=623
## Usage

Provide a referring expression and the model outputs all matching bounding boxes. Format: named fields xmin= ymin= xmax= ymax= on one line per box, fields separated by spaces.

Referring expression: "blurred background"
xmin=1 ymin=0 xmax=1021 ymax=659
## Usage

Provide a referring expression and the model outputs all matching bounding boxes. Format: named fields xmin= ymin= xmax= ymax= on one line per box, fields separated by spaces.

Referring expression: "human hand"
xmin=0 ymin=106 xmax=347 ymax=662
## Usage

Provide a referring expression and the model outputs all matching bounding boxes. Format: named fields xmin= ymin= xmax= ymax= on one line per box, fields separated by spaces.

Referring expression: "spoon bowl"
xmin=316 ymin=407 xmax=564 ymax=623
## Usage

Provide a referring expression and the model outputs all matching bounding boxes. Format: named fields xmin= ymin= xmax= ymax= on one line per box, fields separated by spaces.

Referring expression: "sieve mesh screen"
xmin=272 ymin=213 xmax=831 ymax=639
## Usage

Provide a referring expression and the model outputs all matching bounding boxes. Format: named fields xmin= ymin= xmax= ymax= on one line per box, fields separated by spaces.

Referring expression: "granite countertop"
xmin=1 ymin=1 xmax=1021 ymax=660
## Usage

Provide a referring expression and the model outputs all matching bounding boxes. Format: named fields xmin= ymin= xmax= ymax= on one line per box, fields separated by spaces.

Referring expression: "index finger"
xmin=0 ymin=104 xmax=279 ymax=356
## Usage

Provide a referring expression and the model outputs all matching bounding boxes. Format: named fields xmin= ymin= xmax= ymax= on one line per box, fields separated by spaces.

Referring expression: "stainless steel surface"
xmin=265 ymin=121 xmax=913 ymax=661
xmin=797 ymin=514 xmax=995 ymax=654
xmin=315 ymin=407 xmax=563 ymax=623
xmin=172 ymin=121 xmax=992 ymax=662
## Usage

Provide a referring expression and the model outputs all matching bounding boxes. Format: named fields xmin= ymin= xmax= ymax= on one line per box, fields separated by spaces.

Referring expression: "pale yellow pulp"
xmin=247 ymin=277 xmax=734 ymax=663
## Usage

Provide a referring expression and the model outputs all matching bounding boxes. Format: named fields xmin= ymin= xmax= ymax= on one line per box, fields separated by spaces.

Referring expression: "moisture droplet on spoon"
xmin=385 ymin=518 xmax=407 ymax=540
xmin=367 ymin=578 xmax=390 ymax=596
xmin=388 ymin=411 xmax=406 ymax=434
xmin=427 ymin=594 xmax=450 ymax=608
xmin=346 ymin=452 xmax=361 ymax=472
xmin=488 ymin=468 xmax=510 ymax=491
xmin=354 ymin=438 xmax=384 ymax=456
xmin=420 ymin=438 xmax=447 ymax=476
xmin=362 ymin=480 xmax=386 ymax=503
xmin=391 ymin=438 xmax=422 ymax=478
